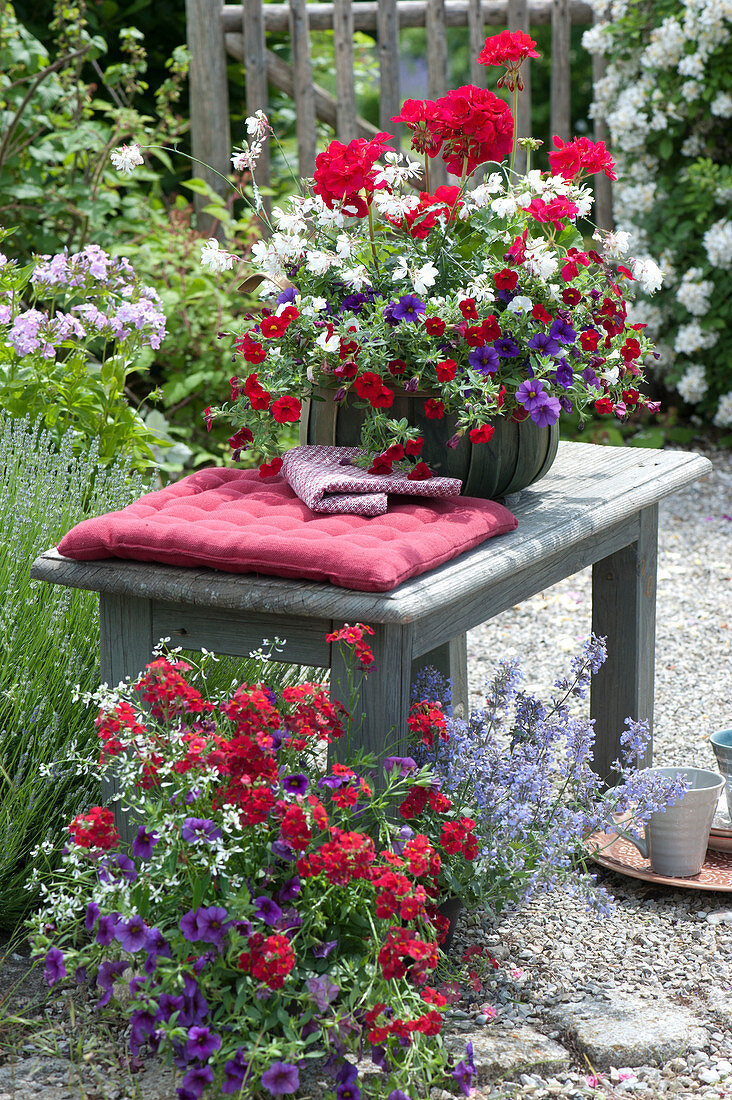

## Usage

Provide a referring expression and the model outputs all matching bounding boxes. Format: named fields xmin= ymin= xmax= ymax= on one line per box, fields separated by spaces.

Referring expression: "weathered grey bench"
xmin=32 ymin=441 xmax=711 ymax=799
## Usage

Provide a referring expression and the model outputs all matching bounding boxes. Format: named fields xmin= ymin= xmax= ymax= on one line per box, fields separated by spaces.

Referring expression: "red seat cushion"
xmin=57 ymin=469 xmax=518 ymax=593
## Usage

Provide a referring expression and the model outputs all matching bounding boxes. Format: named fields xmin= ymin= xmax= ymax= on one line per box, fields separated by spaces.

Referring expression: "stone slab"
xmin=444 ymin=1025 xmax=572 ymax=1080
xmin=547 ymin=990 xmax=709 ymax=1070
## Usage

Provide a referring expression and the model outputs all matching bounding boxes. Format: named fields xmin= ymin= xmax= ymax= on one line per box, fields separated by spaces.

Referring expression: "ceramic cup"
xmin=709 ymin=729 xmax=732 ymax=813
xmin=618 ymin=767 xmax=724 ymax=878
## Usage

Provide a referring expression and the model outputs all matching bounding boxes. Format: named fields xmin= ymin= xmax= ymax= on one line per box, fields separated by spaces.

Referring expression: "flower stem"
xmin=509 ymin=84 xmax=519 ymax=178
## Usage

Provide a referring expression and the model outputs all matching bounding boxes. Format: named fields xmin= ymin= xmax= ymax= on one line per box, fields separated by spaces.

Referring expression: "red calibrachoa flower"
xmin=243 ymin=372 xmax=271 ymax=410
xmin=469 ymin=424 xmax=495 ymax=444
xmin=234 ymin=333 xmax=266 ymax=364
xmin=258 ymin=457 xmax=283 ymax=478
xmin=271 ymin=395 xmax=302 ymax=423
xmin=405 ymin=437 xmax=423 ymax=457
xmin=424 ymin=398 xmax=444 ymax=419
xmin=594 ymin=396 xmax=614 ymax=415
xmin=368 ymin=453 xmax=393 ymax=475
xmin=407 ymin=461 xmax=433 ymax=481
xmin=69 ymin=807 xmax=120 ymax=850
xmin=435 ymin=358 xmax=457 ymax=382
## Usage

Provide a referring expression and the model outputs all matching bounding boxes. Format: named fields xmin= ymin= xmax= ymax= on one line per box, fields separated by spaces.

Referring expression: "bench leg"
xmin=411 ymin=634 xmax=469 ymax=720
xmin=591 ymin=504 xmax=657 ymax=781
xmin=330 ymin=622 xmax=415 ymax=768
xmin=99 ymin=594 xmax=156 ymax=843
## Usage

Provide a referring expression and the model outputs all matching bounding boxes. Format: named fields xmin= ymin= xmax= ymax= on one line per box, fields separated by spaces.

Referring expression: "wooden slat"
xmin=590 ymin=19 xmax=613 ymax=230
xmin=378 ymin=0 xmax=401 ymax=143
xmin=550 ymin=0 xmax=571 ymax=142
xmin=426 ymin=0 xmax=448 ymax=189
xmin=507 ymin=0 xmax=531 ymax=175
xmin=185 ymin=0 xmax=232 ymax=233
xmin=223 ymin=1 xmax=594 ymax=33
xmin=332 ymin=0 xmax=358 ymax=142
xmin=226 ymin=36 xmax=383 ymax=141
xmin=592 ymin=505 xmax=658 ymax=781
xmin=468 ymin=0 xmax=487 ymax=86
xmin=289 ymin=0 xmax=317 ymax=178
xmin=242 ymin=0 xmax=271 ymax=211
xmin=152 ymin=603 xmax=331 ymax=666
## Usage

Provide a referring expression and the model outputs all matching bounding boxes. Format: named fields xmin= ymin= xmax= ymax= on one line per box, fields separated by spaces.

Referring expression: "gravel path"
xmin=0 ymin=446 xmax=730 ymax=1100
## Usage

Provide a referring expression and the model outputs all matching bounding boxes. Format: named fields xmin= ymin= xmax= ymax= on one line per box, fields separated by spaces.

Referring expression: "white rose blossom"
xmin=713 ymin=392 xmax=732 ymax=429
xmin=675 ymin=363 xmax=709 ymax=403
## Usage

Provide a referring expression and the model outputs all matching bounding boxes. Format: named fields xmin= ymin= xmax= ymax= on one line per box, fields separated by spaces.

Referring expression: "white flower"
xmin=677 ymin=53 xmax=705 ymax=78
xmin=341 ymin=265 xmax=372 ymax=291
xmin=110 ymin=143 xmax=144 ymax=174
xmin=680 ymin=133 xmax=705 ymax=157
xmin=334 ymin=233 xmax=355 ymax=260
xmin=412 ymin=261 xmax=439 ymax=297
xmin=200 ymin=239 xmax=238 ymax=273
xmin=491 ymin=194 xmax=520 ymax=218
xmin=505 ymin=295 xmax=533 ymax=315
xmin=271 ymin=204 xmax=307 ymax=235
xmin=245 ymin=110 xmax=269 ymax=139
xmin=372 ymin=191 xmax=420 ymax=219
xmin=703 ymin=218 xmax=732 ymax=268
xmin=675 ymin=363 xmax=708 ymax=403
xmin=711 ymin=92 xmax=732 ymax=117
xmin=600 ymin=364 xmax=621 ymax=385
xmin=524 ymin=240 xmax=558 ymax=279
xmin=594 ymin=227 xmax=631 ymax=260
xmin=301 ymin=296 xmax=327 ymax=316
xmin=674 ymin=321 xmax=718 ymax=354
xmin=315 ymin=329 xmax=340 ymax=353
xmin=231 ymin=142 xmax=262 ymax=171
xmin=373 ymin=151 xmax=422 ymax=186
xmin=713 ymin=391 xmax=732 ymax=428
xmin=631 ymin=255 xmax=664 ymax=294
xmin=464 ymin=274 xmax=495 ymax=303
xmin=676 ymin=275 xmax=713 ymax=316
xmin=304 ymin=249 xmax=337 ymax=276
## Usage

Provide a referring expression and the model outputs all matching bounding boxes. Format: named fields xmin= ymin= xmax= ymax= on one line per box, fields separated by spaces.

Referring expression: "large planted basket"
xmin=300 ymin=387 xmax=559 ymax=500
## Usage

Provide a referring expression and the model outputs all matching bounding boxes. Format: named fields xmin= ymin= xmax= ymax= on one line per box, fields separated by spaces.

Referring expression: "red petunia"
xmin=271 ymin=395 xmax=302 ymax=424
xmin=405 ymin=436 xmax=423 ymax=456
xmin=407 ymin=461 xmax=433 ymax=481
xmin=425 ymin=317 xmax=446 ymax=337
xmin=435 ymin=358 xmax=457 ymax=382
xmin=469 ymin=424 xmax=495 ymax=444
xmin=259 ymin=457 xmax=283 ymax=478
xmin=494 ymin=268 xmax=518 ymax=290
xmin=424 ymin=398 xmax=445 ymax=419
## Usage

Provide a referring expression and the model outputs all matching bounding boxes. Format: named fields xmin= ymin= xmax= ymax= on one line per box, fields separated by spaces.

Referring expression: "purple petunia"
xmin=278 ymin=876 xmax=301 ymax=903
xmin=452 ymin=1040 xmax=477 ymax=1097
xmin=96 ymin=912 xmax=119 ymax=946
xmin=282 ymin=773 xmax=308 ymax=796
xmin=468 ymin=345 xmax=500 ymax=374
xmin=254 ymin=895 xmax=282 ymax=926
xmin=306 ymin=975 xmax=340 ymax=1011
xmin=386 ymin=1091 xmax=412 ymax=1100
xmin=131 ymin=824 xmax=159 ymax=859
xmin=492 ymin=335 xmax=521 ymax=357
xmin=222 ymin=1049 xmax=250 ymax=1094
xmin=549 ymin=318 xmax=577 ymax=344
xmin=261 ymin=1060 xmax=300 ymax=1096
xmin=553 ymin=360 xmax=574 ymax=388
xmin=515 ymin=377 xmax=548 ymax=411
xmin=530 ymin=395 xmax=561 ymax=427
xmin=383 ymin=756 xmax=417 ymax=776
xmin=196 ymin=906 xmax=232 ymax=949
xmin=390 ymin=294 xmax=426 ymax=322
xmin=114 ymin=914 xmax=151 ymax=953
xmin=178 ymin=1064 xmax=214 ymax=1100
xmin=44 ymin=947 xmax=67 ymax=987
xmin=528 ymin=331 xmax=561 ymax=357
xmin=185 ymin=1025 xmax=222 ymax=1062
xmin=180 ymin=818 xmax=222 ymax=844
xmin=84 ymin=902 xmax=100 ymax=932
xmin=311 ymin=938 xmax=338 ymax=958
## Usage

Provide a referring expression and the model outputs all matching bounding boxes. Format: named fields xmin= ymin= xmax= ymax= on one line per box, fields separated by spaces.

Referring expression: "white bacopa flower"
xmin=200 ymin=238 xmax=238 ymax=273
xmin=631 ymin=255 xmax=664 ymax=294
xmin=245 ymin=109 xmax=269 ymax=139
xmin=110 ymin=143 xmax=144 ymax=174
xmin=675 ymin=363 xmax=708 ymax=403
xmin=713 ymin=391 xmax=732 ymax=428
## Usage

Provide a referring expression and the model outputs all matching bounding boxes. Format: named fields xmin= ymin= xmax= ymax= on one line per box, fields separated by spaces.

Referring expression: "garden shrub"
xmin=585 ymin=0 xmax=732 ymax=440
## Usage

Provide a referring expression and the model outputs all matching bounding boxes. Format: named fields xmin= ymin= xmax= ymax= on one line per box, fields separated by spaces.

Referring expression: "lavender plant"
xmin=412 ymin=635 xmax=689 ymax=916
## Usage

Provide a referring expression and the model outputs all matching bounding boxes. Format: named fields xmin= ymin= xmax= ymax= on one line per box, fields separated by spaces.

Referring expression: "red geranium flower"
xmin=477 ymin=30 xmax=540 ymax=89
xmin=432 ymin=85 xmax=514 ymax=175
xmin=548 ymin=136 xmax=617 ymax=182
xmin=391 ymin=99 xmax=443 ymax=157
xmin=313 ymin=132 xmax=394 ymax=217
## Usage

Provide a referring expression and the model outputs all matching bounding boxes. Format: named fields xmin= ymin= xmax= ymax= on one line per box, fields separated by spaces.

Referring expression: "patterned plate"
xmin=586 ymin=830 xmax=732 ymax=891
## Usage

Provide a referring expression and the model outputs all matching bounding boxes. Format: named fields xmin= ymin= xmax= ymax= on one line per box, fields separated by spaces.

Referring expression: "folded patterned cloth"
xmin=281 ymin=445 xmax=463 ymax=516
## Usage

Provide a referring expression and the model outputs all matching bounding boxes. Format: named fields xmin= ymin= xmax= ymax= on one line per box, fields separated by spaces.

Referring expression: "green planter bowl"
xmin=300 ymin=387 xmax=559 ymax=500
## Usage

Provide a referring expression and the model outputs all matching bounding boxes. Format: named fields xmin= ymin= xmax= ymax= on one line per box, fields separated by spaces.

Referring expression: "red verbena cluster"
xmin=325 ymin=622 xmax=376 ymax=670
xmin=237 ymin=932 xmax=295 ymax=990
xmin=407 ymin=699 xmax=449 ymax=748
xmin=68 ymin=807 xmax=120 ymax=850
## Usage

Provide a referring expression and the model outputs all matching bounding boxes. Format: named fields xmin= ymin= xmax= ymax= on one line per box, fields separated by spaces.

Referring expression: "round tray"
xmin=586 ymin=830 xmax=732 ymax=891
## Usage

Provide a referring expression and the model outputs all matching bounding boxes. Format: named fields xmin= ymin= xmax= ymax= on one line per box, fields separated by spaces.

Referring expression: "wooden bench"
xmin=31 ymin=441 xmax=711 ymax=825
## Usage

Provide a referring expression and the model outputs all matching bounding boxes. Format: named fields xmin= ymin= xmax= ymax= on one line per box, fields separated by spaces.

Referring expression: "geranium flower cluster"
xmin=585 ymin=0 xmax=732 ymax=431
xmin=30 ymin=629 xmax=482 ymax=1100
xmin=0 ymin=228 xmax=167 ymax=467
xmin=208 ymin=32 xmax=660 ymax=474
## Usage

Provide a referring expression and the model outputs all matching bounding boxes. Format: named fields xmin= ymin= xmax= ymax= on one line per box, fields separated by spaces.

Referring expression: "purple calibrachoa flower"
xmin=383 ymin=756 xmax=417 ymax=776
xmin=452 ymin=1040 xmax=477 ymax=1097
xmin=515 ymin=377 xmax=548 ymax=411
xmin=196 ymin=906 xmax=232 ymax=949
xmin=278 ymin=875 xmax=301 ymax=902
xmin=530 ymin=394 xmax=561 ymax=427
xmin=553 ymin=360 xmax=574 ymax=388
xmin=222 ymin=1049 xmax=250 ymax=1094
xmin=261 ymin=1060 xmax=300 ymax=1096
xmin=131 ymin=824 xmax=159 ymax=859
xmin=528 ymin=331 xmax=561 ymax=357
xmin=550 ymin=318 xmax=577 ymax=344
xmin=84 ymin=902 xmax=100 ymax=931
xmin=178 ymin=1064 xmax=214 ymax=1100
xmin=337 ymin=1085 xmax=361 ymax=1100
xmin=96 ymin=959 xmax=128 ymax=1008
xmin=282 ymin=773 xmax=308 ymax=796
xmin=386 ymin=1091 xmax=412 ymax=1100
xmin=312 ymin=939 xmax=337 ymax=958
xmin=44 ymin=947 xmax=67 ymax=986
xmin=468 ymin=345 xmax=500 ymax=373
xmin=306 ymin=975 xmax=340 ymax=1011
xmin=493 ymin=335 xmax=521 ymax=357
xmin=115 ymin=914 xmax=151 ymax=952
xmin=391 ymin=294 xmax=426 ymax=322
xmin=181 ymin=818 xmax=222 ymax=844
xmin=129 ymin=1008 xmax=157 ymax=1055
xmin=185 ymin=1025 xmax=222 ymax=1061
xmin=96 ymin=912 xmax=119 ymax=946
xmin=254 ymin=895 xmax=282 ymax=925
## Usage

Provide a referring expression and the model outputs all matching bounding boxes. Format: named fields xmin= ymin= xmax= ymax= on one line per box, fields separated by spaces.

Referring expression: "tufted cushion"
xmin=57 ymin=469 xmax=518 ymax=593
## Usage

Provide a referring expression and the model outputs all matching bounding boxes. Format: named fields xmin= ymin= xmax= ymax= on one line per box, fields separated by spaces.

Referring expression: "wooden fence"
xmin=184 ymin=0 xmax=612 ymax=227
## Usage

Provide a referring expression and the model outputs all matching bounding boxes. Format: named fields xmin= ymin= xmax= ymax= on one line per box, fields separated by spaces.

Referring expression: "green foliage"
xmin=0 ymin=415 xmax=150 ymax=932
